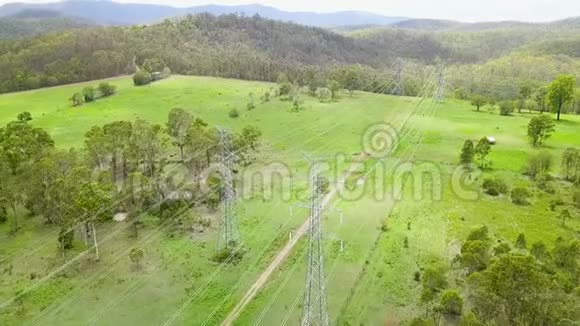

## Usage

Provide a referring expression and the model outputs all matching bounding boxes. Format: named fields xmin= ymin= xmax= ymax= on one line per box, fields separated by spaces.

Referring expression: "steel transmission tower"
xmin=392 ymin=58 xmax=405 ymax=96
xmin=217 ymin=129 xmax=240 ymax=251
xmin=435 ymin=64 xmax=447 ymax=103
xmin=301 ymin=167 xmax=329 ymax=326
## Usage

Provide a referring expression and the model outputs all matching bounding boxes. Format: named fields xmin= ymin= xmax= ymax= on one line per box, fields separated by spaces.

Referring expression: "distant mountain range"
xmin=0 ymin=0 xmax=577 ymax=33
xmin=0 ymin=0 xmax=408 ymax=27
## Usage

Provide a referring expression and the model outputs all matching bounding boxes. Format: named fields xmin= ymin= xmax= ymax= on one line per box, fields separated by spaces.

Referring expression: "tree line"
xmin=414 ymin=226 xmax=579 ymax=325
xmin=0 ymin=108 xmax=261 ymax=259
xmin=0 ymin=13 xmax=577 ymax=99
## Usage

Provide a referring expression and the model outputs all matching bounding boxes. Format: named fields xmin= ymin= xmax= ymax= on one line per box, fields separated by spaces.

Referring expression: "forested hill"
xmin=348 ymin=19 xmax=580 ymax=62
xmin=0 ymin=13 xmax=578 ymax=97
xmin=0 ymin=9 xmax=92 ymax=39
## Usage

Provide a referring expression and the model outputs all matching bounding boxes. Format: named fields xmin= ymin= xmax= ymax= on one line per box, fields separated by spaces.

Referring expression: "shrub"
xmin=414 ymin=271 xmax=421 ymax=282
xmin=17 ymin=112 xmax=32 ymax=122
xmin=71 ymin=92 xmax=84 ymax=106
xmin=574 ymin=191 xmax=580 ymax=209
xmin=512 ymin=187 xmax=531 ymax=205
xmin=291 ymin=96 xmax=304 ymax=112
xmin=129 ymin=247 xmax=144 ymax=267
xmin=550 ymin=198 xmax=565 ymax=211
xmin=515 ymin=233 xmax=527 ymax=249
xmin=58 ymin=228 xmax=74 ymax=250
xmin=461 ymin=240 xmax=491 ymax=273
xmin=494 ymin=242 xmax=511 ymax=256
xmin=526 ymin=151 xmax=553 ymax=178
xmin=439 ymin=290 xmax=463 ymax=315
xmin=246 ymin=92 xmax=255 ymax=110
xmin=499 ymin=100 xmax=514 ymax=116
xmin=482 ymin=177 xmax=508 ymax=196
xmin=82 ymin=86 xmax=96 ymax=102
xmin=420 ymin=262 xmax=448 ymax=302
xmin=260 ymin=91 xmax=270 ymax=103
xmin=467 ymin=225 xmax=489 ymax=242
xmin=531 ymin=242 xmax=549 ymax=260
xmin=0 ymin=206 xmax=7 ymax=224
xmin=460 ymin=139 xmax=475 ymax=167
xmin=535 ymin=172 xmax=552 ymax=190
xmin=278 ymin=82 xmax=292 ymax=97
xmin=228 ymin=108 xmax=239 ymax=118
xmin=561 ymin=147 xmax=579 ymax=181
xmin=133 ymin=70 xmax=152 ymax=86
xmin=98 ymin=82 xmax=117 ymax=97
xmin=162 ymin=67 xmax=171 ymax=78
xmin=212 ymin=248 xmax=244 ymax=264
xmin=316 ymin=87 xmax=331 ymax=102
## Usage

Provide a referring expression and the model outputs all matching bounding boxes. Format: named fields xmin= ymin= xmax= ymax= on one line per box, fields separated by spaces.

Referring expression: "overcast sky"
xmin=1 ymin=0 xmax=579 ymax=22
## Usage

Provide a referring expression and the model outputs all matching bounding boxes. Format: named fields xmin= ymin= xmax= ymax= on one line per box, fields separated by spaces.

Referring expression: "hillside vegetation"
xmin=0 ymin=14 xmax=578 ymax=97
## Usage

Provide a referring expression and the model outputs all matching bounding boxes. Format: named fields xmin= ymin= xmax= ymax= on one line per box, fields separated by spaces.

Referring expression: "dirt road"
xmin=221 ymin=153 xmax=368 ymax=325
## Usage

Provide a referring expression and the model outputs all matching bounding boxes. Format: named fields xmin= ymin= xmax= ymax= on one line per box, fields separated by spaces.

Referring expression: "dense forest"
xmin=0 ymin=13 xmax=578 ymax=101
xmin=0 ymin=9 xmax=92 ymax=39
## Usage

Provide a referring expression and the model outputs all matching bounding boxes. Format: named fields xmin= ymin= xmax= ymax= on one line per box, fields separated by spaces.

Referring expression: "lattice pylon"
xmin=217 ymin=129 xmax=239 ymax=251
xmin=301 ymin=165 xmax=329 ymax=326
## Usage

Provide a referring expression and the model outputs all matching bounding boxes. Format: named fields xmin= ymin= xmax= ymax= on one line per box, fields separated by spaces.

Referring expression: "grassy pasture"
xmin=0 ymin=75 xmax=412 ymax=325
xmin=0 ymin=76 xmax=578 ymax=325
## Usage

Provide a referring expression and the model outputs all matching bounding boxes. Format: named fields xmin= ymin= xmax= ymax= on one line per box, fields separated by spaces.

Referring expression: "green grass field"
xmin=0 ymin=75 xmax=578 ymax=325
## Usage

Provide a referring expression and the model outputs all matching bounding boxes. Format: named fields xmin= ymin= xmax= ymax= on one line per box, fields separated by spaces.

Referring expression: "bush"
xmin=260 ymin=91 xmax=270 ymax=103
xmin=17 ymin=111 xmax=32 ymax=122
xmin=499 ymin=100 xmax=514 ymax=116
xmin=414 ymin=271 xmax=421 ymax=282
xmin=439 ymin=290 xmax=463 ymax=315
xmin=212 ymin=248 xmax=244 ymax=264
xmin=71 ymin=92 xmax=84 ymax=106
xmin=83 ymin=86 xmax=96 ymax=102
xmin=291 ymin=96 xmax=304 ymax=112
xmin=98 ymin=82 xmax=117 ymax=97
xmin=421 ymin=262 xmax=448 ymax=302
xmin=316 ymin=87 xmax=331 ymax=102
xmin=526 ymin=151 xmax=553 ymax=178
xmin=550 ymin=198 xmax=565 ymax=211
xmin=482 ymin=177 xmax=508 ymax=196
xmin=512 ymin=187 xmax=531 ymax=205
xmin=228 ymin=108 xmax=239 ymax=118
xmin=535 ymin=172 xmax=554 ymax=193
xmin=58 ymin=228 xmax=74 ymax=250
xmin=129 ymin=247 xmax=144 ymax=267
xmin=574 ymin=191 xmax=580 ymax=209
xmin=494 ymin=242 xmax=511 ymax=256
xmin=278 ymin=82 xmax=292 ymax=97
xmin=162 ymin=67 xmax=171 ymax=78
xmin=515 ymin=233 xmax=527 ymax=249
xmin=246 ymin=92 xmax=255 ymax=110
xmin=467 ymin=225 xmax=489 ymax=242
xmin=461 ymin=239 xmax=491 ymax=273
xmin=0 ymin=206 xmax=7 ymax=224
xmin=133 ymin=70 xmax=152 ymax=86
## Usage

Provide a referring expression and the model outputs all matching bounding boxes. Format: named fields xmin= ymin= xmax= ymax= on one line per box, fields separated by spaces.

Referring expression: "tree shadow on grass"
xmin=554 ymin=118 xmax=580 ymax=127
